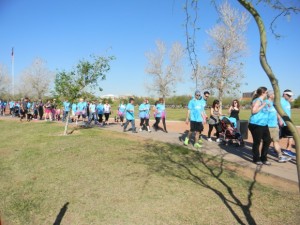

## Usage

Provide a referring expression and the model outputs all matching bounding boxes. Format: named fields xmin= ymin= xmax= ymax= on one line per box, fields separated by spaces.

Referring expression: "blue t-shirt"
xmin=199 ymin=97 xmax=207 ymax=111
xmin=139 ymin=103 xmax=147 ymax=118
xmin=188 ymin=97 xmax=204 ymax=122
xmin=96 ymin=104 xmax=104 ymax=114
xmin=280 ymin=97 xmax=291 ymax=126
xmin=77 ymin=102 xmax=85 ymax=111
xmin=155 ymin=103 xmax=165 ymax=118
xmin=72 ymin=103 xmax=77 ymax=113
xmin=249 ymin=98 xmax=269 ymax=126
xmin=89 ymin=103 xmax=96 ymax=113
xmin=126 ymin=103 xmax=135 ymax=120
xmin=118 ymin=104 xmax=126 ymax=114
xmin=63 ymin=101 xmax=70 ymax=112
xmin=265 ymin=99 xmax=278 ymax=128
xmin=9 ymin=101 xmax=15 ymax=108
xmin=27 ymin=102 xmax=31 ymax=110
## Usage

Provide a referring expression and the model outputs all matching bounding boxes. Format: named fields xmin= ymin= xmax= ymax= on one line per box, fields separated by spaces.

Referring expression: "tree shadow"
xmin=143 ymin=143 xmax=260 ymax=225
xmin=53 ymin=202 xmax=69 ymax=225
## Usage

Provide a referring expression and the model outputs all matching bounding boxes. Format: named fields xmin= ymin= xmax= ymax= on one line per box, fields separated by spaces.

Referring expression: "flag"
xmin=11 ymin=47 xmax=14 ymax=59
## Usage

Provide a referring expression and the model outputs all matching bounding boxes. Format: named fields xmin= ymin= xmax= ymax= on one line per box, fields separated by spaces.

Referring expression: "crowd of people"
xmin=0 ymin=88 xmax=296 ymax=165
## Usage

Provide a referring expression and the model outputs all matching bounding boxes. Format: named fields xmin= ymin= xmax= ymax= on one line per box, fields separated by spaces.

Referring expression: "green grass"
xmin=0 ymin=120 xmax=299 ymax=224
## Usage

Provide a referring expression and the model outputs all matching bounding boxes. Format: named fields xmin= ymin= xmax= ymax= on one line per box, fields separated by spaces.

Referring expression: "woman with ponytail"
xmin=248 ymin=87 xmax=271 ymax=165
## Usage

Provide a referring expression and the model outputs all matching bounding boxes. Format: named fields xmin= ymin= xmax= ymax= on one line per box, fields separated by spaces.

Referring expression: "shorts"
xmin=76 ymin=110 xmax=86 ymax=117
xmin=269 ymin=127 xmax=280 ymax=142
xmin=45 ymin=108 xmax=52 ymax=114
xmin=280 ymin=126 xmax=293 ymax=138
xmin=190 ymin=121 xmax=204 ymax=132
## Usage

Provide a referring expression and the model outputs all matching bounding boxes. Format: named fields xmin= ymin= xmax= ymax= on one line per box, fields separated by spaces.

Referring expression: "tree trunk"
xmin=64 ymin=113 xmax=70 ymax=135
xmin=238 ymin=0 xmax=300 ymax=191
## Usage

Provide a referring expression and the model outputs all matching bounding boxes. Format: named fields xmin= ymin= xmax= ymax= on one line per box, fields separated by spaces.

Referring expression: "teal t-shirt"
xmin=126 ymin=103 xmax=135 ymax=120
xmin=188 ymin=97 xmax=204 ymax=122
xmin=249 ymin=97 xmax=269 ymax=126
xmin=265 ymin=99 xmax=278 ymax=128
xmin=280 ymin=97 xmax=291 ymax=126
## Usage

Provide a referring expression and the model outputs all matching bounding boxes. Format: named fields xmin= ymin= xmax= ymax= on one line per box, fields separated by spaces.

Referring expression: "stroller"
xmin=14 ymin=106 xmax=20 ymax=117
xmin=219 ymin=116 xmax=244 ymax=147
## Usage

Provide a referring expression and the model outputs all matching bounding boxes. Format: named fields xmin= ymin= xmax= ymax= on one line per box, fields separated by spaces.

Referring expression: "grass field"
xmin=0 ymin=120 xmax=299 ymax=224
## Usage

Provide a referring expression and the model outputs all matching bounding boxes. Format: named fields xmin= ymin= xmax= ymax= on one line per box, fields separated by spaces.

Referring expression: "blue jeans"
xmin=123 ymin=119 xmax=136 ymax=132
xmin=62 ymin=111 xmax=69 ymax=121
xmin=89 ymin=112 xmax=97 ymax=124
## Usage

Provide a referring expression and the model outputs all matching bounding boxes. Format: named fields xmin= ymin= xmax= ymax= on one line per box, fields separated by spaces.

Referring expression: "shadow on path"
xmin=143 ymin=143 xmax=260 ymax=225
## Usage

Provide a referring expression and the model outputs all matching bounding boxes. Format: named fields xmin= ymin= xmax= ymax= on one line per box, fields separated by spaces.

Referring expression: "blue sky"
xmin=0 ymin=0 xmax=299 ymax=98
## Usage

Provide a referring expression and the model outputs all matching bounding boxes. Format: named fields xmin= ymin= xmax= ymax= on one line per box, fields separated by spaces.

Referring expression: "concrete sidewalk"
xmin=101 ymin=120 xmax=298 ymax=184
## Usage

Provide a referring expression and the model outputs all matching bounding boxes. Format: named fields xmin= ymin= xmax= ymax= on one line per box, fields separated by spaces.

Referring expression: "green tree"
xmin=54 ymin=54 xmax=115 ymax=135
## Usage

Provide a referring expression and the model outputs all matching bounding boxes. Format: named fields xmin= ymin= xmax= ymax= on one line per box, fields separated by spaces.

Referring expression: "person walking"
xmin=207 ymin=100 xmax=222 ymax=142
xmin=37 ymin=100 xmax=44 ymax=120
xmin=96 ymin=101 xmax=104 ymax=125
xmin=248 ymin=87 xmax=271 ymax=165
xmin=123 ymin=98 xmax=137 ymax=133
xmin=138 ymin=98 xmax=151 ymax=132
xmin=88 ymin=100 xmax=97 ymax=124
xmin=103 ymin=100 xmax=111 ymax=125
xmin=118 ymin=100 xmax=126 ymax=126
xmin=266 ymin=90 xmax=291 ymax=163
xmin=184 ymin=90 xmax=205 ymax=149
xmin=62 ymin=99 xmax=71 ymax=122
xmin=280 ymin=89 xmax=296 ymax=158
xmin=153 ymin=98 xmax=167 ymax=132
xmin=228 ymin=99 xmax=241 ymax=131
xmin=199 ymin=91 xmax=210 ymax=140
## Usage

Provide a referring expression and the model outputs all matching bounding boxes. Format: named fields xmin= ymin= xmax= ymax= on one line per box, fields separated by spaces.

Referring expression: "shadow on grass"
xmin=53 ymin=202 xmax=69 ymax=225
xmin=143 ymin=143 xmax=260 ymax=225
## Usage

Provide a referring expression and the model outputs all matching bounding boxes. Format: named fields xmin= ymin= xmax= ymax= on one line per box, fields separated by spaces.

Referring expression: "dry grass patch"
xmin=0 ymin=120 xmax=299 ymax=225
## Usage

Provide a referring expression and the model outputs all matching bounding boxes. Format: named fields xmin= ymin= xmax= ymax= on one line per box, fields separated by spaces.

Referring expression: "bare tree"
xmin=0 ymin=64 xmax=11 ymax=97
xmin=19 ymin=58 xmax=54 ymax=99
xmin=202 ymin=1 xmax=249 ymax=104
xmin=145 ymin=40 xmax=185 ymax=99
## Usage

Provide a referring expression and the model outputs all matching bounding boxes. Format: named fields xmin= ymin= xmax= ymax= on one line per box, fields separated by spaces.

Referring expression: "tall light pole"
xmin=11 ymin=47 xmax=14 ymax=97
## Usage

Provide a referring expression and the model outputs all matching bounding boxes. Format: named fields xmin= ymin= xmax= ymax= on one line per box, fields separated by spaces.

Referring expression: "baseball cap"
xmin=195 ymin=90 xmax=201 ymax=95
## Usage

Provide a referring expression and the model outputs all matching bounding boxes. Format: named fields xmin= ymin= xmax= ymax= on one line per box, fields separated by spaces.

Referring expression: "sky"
xmin=0 ymin=0 xmax=299 ymax=98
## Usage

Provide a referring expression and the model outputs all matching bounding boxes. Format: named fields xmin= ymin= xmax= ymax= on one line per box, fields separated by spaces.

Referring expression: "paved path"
xmin=101 ymin=120 xmax=298 ymax=184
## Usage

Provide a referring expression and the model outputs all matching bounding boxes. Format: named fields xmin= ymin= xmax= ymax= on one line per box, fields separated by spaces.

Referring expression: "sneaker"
xmin=216 ymin=138 xmax=222 ymax=143
xmin=282 ymin=150 xmax=296 ymax=159
xmin=184 ymin=137 xmax=189 ymax=146
xmin=139 ymin=128 xmax=142 ymax=132
xmin=207 ymin=138 xmax=212 ymax=142
xmin=255 ymin=161 xmax=263 ymax=165
xmin=263 ymin=161 xmax=271 ymax=165
xmin=148 ymin=129 xmax=152 ymax=133
xmin=194 ymin=143 xmax=202 ymax=148
xmin=278 ymin=156 xmax=292 ymax=163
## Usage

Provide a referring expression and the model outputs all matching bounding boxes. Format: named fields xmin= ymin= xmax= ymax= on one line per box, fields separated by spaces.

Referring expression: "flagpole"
xmin=11 ymin=47 xmax=14 ymax=97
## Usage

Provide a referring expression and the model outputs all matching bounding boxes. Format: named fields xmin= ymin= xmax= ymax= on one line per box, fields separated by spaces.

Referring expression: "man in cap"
xmin=184 ymin=90 xmax=205 ymax=149
xmin=280 ymin=89 xmax=296 ymax=158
